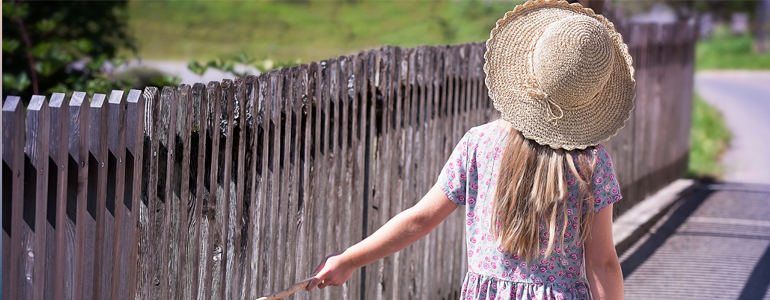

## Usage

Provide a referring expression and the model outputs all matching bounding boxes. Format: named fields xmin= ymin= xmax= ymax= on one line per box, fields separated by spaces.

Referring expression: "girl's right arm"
xmin=306 ymin=184 xmax=458 ymax=290
xmin=584 ymin=204 xmax=624 ymax=300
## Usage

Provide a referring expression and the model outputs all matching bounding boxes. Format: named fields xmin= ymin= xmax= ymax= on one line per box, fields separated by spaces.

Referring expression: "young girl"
xmin=306 ymin=1 xmax=634 ymax=299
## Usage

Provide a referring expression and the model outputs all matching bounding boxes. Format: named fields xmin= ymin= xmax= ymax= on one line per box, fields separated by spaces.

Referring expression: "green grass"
xmin=696 ymin=29 xmax=770 ymax=70
xmin=125 ymin=0 xmax=521 ymax=62
xmin=687 ymin=94 xmax=731 ymax=179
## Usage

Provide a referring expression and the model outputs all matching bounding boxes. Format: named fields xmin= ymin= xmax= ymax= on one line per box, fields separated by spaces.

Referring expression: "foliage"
xmin=687 ymin=94 xmax=731 ymax=179
xmin=696 ymin=28 xmax=770 ymax=70
xmin=2 ymin=0 xmax=178 ymax=101
xmin=187 ymin=52 xmax=301 ymax=78
xmin=126 ymin=0 xmax=522 ymax=62
xmin=612 ymin=0 xmax=757 ymax=21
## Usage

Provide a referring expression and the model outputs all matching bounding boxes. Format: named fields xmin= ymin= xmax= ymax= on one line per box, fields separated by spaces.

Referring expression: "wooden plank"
xmin=155 ymin=87 xmax=177 ymax=300
xmin=402 ymin=46 xmax=417 ymax=299
xmin=228 ymin=77 xmax=247 ymax=300
xmin=89 ymin=93 xmax=110 ymax=300
xmin=202 ymin=81 xmax=224 ymax=300
xmin=185 ymin=83 xmax=207 ymax=300
xmin=3 ymin=96 xmax=25 ymax=300
xmin=306 ymin=62 xmax=324 ymax=300
xmin=125 ymin=89 xmax=146 ymax=299
xmin=287 ymin=66 xmax=303 ymax=293
xmin=278 ymin=67 xmax=296 ymax=296
xmin=294 ymin=64 xmax=312 ymax=300
xmin=351 ymin=53 xmax=368 ymax=300
xmin=173 ymin=84 xmax=194 ymax=300
xmin=23 ymin=95 xmax=50 ymax=300
xmin=65 ymin=92 xmax=91 ymax=300
xmin=138 ymin=87 xmax=160 ymax=300
xmin=107 ymin=90 xmax=128 ymax=300
xmin=421 ymin=47 xmax=437 ymax=300
xmin=240 ymin=75 xmax=258 ymax=300
xmin=250 ymin=73 xmax=269 ymax=299
xmin=240 ymin=74 xmax=260 ymax=299
xmin=258 ymin=70 xmax=277 ymax=298
xmin=48 ymin=93 xmax=71 ymax=300
xmin=217 ymin=79 xmax=235 ymax=300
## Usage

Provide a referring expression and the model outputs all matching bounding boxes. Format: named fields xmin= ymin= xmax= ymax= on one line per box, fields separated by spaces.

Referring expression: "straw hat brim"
xmin=484 ymin=0 xmax=635 ymax=150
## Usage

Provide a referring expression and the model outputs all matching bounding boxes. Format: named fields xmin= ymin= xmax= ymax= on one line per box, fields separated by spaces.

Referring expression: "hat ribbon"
xmin=525 ymin=81 xmax=564 ymax=126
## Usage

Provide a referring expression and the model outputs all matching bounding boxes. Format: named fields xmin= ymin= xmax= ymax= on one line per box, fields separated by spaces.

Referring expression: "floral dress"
xmin=438 ymin=120 xmax=622 ymax=300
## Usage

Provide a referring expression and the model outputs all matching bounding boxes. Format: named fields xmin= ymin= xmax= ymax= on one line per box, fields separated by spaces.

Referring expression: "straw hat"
xmin=484 ymin=0 xmax=635 ymax=150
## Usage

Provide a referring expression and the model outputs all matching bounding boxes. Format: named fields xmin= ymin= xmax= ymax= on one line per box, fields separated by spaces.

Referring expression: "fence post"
xmin=48 ymin=93 xmax=71 ymax=300
xmin=107 ymin=90 xmax=128 ymax=300
xmin=24 ymin=95 xmax=51 ymax=300
xmin=2 ymin=96 xmax=25 ymax=300
xmin=125 ymin=89 xmax=145 ymax=299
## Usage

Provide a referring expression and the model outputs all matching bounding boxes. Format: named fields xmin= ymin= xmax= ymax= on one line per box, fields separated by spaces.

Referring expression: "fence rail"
xmin=1 ymin=21 xmax=695 ymax=300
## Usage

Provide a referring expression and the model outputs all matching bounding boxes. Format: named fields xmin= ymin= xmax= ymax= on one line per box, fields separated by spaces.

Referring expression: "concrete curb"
xmin=612 ymin=178 xmax=699 ymax=255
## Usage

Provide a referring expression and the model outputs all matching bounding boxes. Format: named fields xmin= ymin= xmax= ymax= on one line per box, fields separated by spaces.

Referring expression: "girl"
xmin=306 ymin=0 xmax=634 ymax=299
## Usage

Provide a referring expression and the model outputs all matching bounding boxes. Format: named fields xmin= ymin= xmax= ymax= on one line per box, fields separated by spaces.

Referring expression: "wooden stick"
xmin=255 ymin=278 xmax=312 ymax=300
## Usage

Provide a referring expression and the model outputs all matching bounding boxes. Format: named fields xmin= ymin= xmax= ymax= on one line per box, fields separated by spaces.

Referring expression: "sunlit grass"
xmin=125 ymin=0 xmax=522 ymax=62
xmin=687 ymin=94 xmax=731 ymax=179
xmin=696 ymin=27 xmax=770 ymax=70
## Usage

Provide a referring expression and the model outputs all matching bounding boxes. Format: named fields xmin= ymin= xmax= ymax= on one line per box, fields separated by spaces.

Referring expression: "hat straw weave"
xmin=484 ymin=0 xmax=635 ymax=150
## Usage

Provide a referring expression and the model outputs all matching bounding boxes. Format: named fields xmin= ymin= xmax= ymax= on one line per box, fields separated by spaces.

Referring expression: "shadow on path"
xmin=621 ymin=182 xmax=770 ymax=300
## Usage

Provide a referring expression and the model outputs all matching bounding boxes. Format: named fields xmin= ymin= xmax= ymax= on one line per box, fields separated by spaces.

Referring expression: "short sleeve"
xmin=437 ymin=133 xmax=470 ymax=205
xmin=591 ymin=145 xmax=622 ymax=213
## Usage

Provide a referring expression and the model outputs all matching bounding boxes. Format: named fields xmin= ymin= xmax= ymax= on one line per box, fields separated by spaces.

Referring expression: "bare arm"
xmin=307 ymin=184 xmax=458 ymax=290
xmin=584 ymin=204 xmax=624 ymax=300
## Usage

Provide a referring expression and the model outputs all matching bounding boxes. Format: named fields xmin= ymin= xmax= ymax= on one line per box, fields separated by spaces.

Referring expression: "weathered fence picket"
xmin=2 ymin=21 xmax=696 ymax=300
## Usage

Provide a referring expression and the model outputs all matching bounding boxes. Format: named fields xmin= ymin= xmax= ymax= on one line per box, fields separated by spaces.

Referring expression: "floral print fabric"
xmin=437 ymin=121 xmax=622 ymax=300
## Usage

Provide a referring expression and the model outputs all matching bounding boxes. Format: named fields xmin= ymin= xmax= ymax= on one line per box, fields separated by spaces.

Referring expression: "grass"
xmin=687 ymin=94 xmax=731 ymax=179
xmin=125 ymin=0 xmax=521 ymax=62
xmin=696 ymin=27 xmax=770 ymax=70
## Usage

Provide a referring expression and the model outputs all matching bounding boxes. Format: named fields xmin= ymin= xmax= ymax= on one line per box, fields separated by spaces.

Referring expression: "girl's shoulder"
xmin=465 ymin=119 xmax=510 ymax=142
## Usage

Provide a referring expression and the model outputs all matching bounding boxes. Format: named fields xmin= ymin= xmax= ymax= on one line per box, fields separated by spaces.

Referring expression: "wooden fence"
xmin=1 ymin=21 xmax=695 ymax=300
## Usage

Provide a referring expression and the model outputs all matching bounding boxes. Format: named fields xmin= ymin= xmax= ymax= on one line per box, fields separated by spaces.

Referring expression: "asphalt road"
xmin=694 ymin=71 xmax=770 ymax=185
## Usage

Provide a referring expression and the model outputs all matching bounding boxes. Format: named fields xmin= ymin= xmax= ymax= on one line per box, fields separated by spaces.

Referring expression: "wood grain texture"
xmin=3 ymin=96 xmax=25 ymax=300
xmin=48 ymin=93 xmax=71 ymax=300
xmin=24 ymin=95 xmax=50 ymax=300
xmin=125 ymin=89 xmax=145 ymax=300
xmin=107 ymin=90 xmax=128 ymax=300
xmin=65 ymin=92 xmax=90 ymax=300
xmin=88 ymin=93 xmax=110 ymax=300
xmin=138 ymin=87 xmax=160 ymax=300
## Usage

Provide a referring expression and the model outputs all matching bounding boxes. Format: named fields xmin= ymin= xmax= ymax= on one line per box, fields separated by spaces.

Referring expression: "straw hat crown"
xmin=485 ymin=0 xmax=635 ymax=150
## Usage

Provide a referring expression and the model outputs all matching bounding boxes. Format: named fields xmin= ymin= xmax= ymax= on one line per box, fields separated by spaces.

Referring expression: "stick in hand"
xmin=255 ymin=278 xmax=313 ymax=300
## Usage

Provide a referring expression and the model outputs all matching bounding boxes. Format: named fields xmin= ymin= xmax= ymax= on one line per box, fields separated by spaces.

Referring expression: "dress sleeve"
xmin=590 ymin=145 xmax=622 ymax=213
xmin=437 ymin=132 xmax=470 ymax=205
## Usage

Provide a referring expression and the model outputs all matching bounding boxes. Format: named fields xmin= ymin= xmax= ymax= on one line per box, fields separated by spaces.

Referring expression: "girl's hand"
xmin=306 ymin=251 xmax=356 ymax=290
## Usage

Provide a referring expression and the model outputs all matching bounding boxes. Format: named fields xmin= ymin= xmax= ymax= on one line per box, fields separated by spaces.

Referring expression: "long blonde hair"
xmin=491 ymin=128 xmax=597 ymax=261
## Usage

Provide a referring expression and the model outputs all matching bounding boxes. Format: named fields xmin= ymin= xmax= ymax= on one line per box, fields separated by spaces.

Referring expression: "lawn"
xmin=687 ymin=94 xmax=731 ymax=179
xmin=696 ymin=28 xmax=770 ymax=71
xmin=126 ymin=0 xmax=521 ymax=63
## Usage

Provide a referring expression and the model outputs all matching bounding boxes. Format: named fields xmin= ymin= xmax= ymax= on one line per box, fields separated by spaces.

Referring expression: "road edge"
xmin=612 ymin=178 xmax=698 ymax=256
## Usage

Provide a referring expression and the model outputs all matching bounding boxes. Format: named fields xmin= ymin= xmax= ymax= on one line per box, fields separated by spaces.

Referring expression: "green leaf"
xmin=3 ymin=72 xmax=31 ymax=92
xmin=76 ymin=39 xmax=94 ymax=53
xmin=36 ymin=18 xmax=57 ymax=32
xmin=187 ymin=60 xmax=208 ymax=75
xmin=2 ymin=39 xmax=21 ymax=53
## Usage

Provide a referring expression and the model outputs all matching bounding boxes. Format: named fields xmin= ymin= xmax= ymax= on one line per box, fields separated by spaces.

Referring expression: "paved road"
xmin=694 ymin=71 xmax=770 ymax=185
xmin=621 ymin=183 xmax=770 ymax=299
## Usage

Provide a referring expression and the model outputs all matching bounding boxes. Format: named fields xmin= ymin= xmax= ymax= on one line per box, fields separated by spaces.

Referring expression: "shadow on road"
xmin=621 ymin=182 xmax=770 ymax=300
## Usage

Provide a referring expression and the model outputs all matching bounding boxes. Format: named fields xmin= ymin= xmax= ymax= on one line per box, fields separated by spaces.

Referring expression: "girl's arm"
xmin=306 ymin=184 xmax=459 ymax=290
xmin=584 ymin=204 xmax=624 ymax=300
